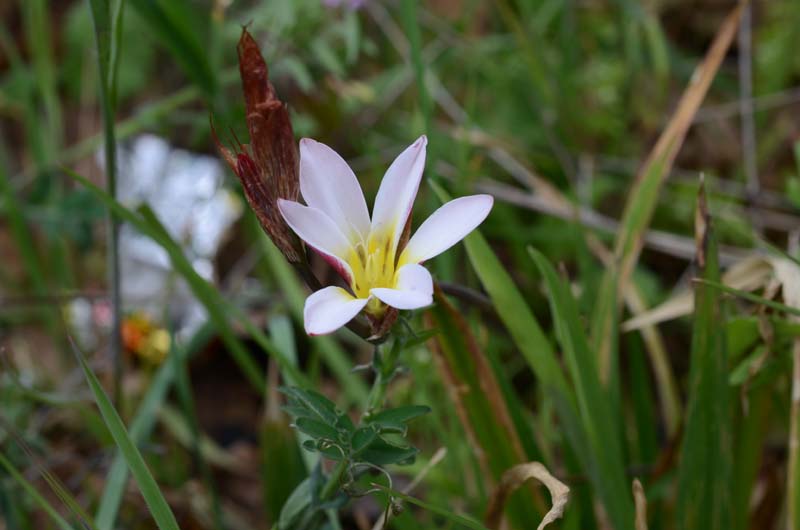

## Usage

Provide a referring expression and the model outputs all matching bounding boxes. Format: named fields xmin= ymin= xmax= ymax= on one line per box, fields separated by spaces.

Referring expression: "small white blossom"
xmin=278 ymin=136 xmax=493 ymax=335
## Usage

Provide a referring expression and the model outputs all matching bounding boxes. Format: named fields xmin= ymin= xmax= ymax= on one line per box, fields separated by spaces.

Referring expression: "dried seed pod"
xmin=213 ymin=28 xmax=302 ymax=263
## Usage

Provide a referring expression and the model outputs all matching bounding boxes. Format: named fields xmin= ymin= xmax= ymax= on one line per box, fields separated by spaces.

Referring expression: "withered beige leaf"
xmin=485 ymin=462 xmax=569 ymax=530
xmin=621 ymin=254 xmax=775 ymax=332
xmin=633 ymin=479 xmax=648 ymax=530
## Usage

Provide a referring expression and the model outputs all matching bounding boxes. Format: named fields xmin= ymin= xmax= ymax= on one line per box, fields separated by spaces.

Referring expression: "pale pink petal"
xmin=277 ymin=199 xmax=354 ymax=283
xmin=299 ymin=138 xmax=370 ymax=243
xmin=400 ymin=195 xmax=493 ymax=265
xmin=369 ymin=136 xmax=427 ymax=250
xmin=370 ymin=263 xmax=433 ymax=310
xmin=304 ymin=286 xmax=370 ymax=335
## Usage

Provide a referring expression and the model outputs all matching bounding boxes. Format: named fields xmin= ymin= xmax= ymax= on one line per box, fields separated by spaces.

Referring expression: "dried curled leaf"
xmin=621 ymin=255 xmax=787 ymax=332
xmin=213 ymin=28 xmax=301 ymax=263
xmin=485 ymin=462 xmax=569 ymax=530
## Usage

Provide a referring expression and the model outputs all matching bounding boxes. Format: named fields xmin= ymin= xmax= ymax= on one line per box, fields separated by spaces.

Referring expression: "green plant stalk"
xmin=362 ymin=344 xmax=398 ymax=419
xmin=675 ymin=186 xmax=732 ymax=530
xmin=318 ymin=343 xmax=399 ymax=511
xmin=89 ymin=0 xmax=124 ymax=406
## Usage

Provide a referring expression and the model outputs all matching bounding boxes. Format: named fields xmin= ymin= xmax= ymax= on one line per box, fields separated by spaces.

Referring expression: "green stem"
xmin=321 ymin=342 xmax=399 ymax=504
xmin=362 ymin=343 xmax=398 ymax=420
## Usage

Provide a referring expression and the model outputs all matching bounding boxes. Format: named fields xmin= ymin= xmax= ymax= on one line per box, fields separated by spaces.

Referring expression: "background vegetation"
xmin=2 ymin=0 xmax=800 ymax=529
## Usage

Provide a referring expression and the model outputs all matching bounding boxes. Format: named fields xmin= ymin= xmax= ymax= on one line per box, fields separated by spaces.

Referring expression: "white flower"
xmin=277 ymin=135 xmax=493 ymax=335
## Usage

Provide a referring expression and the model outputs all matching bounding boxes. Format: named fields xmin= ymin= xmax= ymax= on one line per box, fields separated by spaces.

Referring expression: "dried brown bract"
xmin=213 ymin=28 xmax=302 ymax=263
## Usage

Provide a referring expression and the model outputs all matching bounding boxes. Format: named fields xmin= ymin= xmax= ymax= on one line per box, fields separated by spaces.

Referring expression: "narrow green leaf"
xmin=695 ymin=279 xmax=800 ymax=317
xmin=95 ymin=323 xmax=213 ymax=529
xmin=528 ymin=247 xmax=634 ymax=530
xmin=71 ymin=340 xmax=180 ymax=530
xmin=429 ymin=181 xmax=569 ymax=397
xmin=675 ymin=185 xmax=732 ymax=529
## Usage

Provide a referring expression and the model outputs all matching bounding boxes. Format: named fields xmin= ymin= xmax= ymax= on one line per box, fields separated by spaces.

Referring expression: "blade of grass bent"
xmin=71 ymin=339 xmax=180 ymax=530
xmin=591 ymin=1 xmax=747 ymax=385
xmin=694 ymin=279 xmax=800 ymax=318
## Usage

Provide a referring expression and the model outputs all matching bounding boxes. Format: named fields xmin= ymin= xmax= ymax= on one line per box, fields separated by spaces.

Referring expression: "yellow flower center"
xmin=348 ymin=229 xmax=397 ymax=314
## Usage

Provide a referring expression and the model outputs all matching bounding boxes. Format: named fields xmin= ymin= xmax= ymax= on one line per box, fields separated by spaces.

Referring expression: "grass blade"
xmin=694 ymin=279 xmax=800 ymax=318
xmin=425 ymin=286 xmax=544 ymax=527
xmin=528 ymin=248 xmax=634 ymax=530
xmin=429 ymin=181 xmax=569 ymax=397
xmin=674 ymin=182 xmax=732 ymax=529
xmin=71 ymin=339 xmax=181 ymax=530
xmin=95 ymin=323 xmax=214 ymax=529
